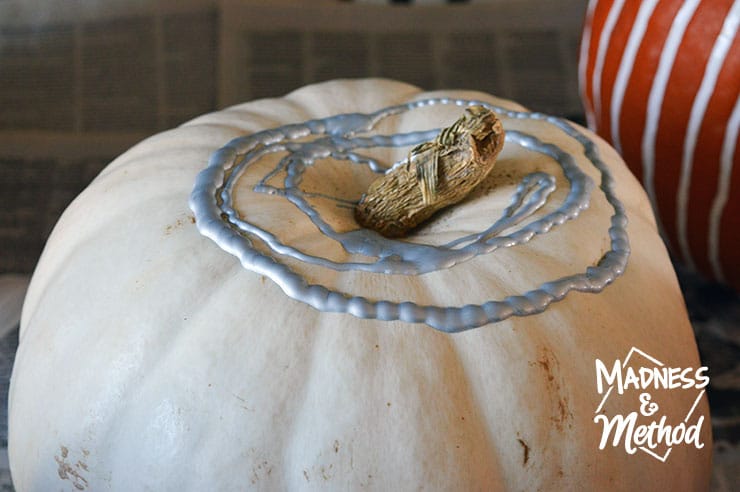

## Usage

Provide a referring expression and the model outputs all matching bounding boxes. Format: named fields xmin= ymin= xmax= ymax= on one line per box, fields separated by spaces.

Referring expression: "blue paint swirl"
xmin=189 ymin=98 xmax=630 ymax=332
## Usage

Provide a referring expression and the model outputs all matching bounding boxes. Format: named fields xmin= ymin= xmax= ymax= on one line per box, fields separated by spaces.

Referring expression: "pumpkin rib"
xmin=279 ymin=306 xmax=358 ymax=489
xmin=442 ymin=333 xmax=508 ymax=486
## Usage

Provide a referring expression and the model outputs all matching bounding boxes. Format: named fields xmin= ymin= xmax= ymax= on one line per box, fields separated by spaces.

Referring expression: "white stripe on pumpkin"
xmin=676 ymin=2 xmax=740 ymax=270
xmin=708 ymin=95 xmax=740 ymax=282
xmin=579 ymin=0 xmax=598 ymax=129
xmin=591 ymin=0 xmax=626 ymax=130
xmin=609 ymin=0 xmax=659 ymax=154
xmin=641 ymin=0 xmax=700 ymax=238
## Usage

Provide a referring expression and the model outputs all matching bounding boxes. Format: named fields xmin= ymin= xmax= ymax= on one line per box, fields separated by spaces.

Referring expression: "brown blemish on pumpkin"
xmin=251 ymin=460 xmax=273 ymax=484
xmin=333 ymin=440 xmax=340 ymax=453
xmin=303 ymin=470 xmax=310 ymax=482
xmin=164 ymin=219 xmax=184 ymax=234
xmin=320 ymin=464 xmax=333 ymax=480
xmin=165 ymin=215 xmax=196 ymax=235
xmin=233 ymin=393 xmax=254 ymax=412
xmin=55 ymin=445 xmax=89 ymax=490
xmin=557 ymin=398 xmax=571 ymax=428
xmin=517 ymin=439 xmax=530 ymax=466
xmin=359 ymin=473 xmax=374 ymax=487
xmin=532 ymin=347 xmax=574 ymax=432
xmin=536 ymin=356 xmax=555 ymax=382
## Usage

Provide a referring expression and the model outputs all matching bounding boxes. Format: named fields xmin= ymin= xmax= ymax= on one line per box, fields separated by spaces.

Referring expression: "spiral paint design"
xmin=190 ymin=98 xmax=629 ymax=332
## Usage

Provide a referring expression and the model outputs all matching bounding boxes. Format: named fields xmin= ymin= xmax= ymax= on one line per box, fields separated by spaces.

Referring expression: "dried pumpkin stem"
xmin=355 ymin=106 xmax=505 ymax=238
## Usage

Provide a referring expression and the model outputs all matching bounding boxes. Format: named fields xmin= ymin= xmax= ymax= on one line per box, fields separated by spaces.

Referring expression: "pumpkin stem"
xmin=354 ymin=106 xmax=505 ymax=238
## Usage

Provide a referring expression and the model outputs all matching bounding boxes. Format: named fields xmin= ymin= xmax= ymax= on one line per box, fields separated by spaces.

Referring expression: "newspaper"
xmin=0 ymin=0 xmax=218 ymax=134
xmin=218 ymin=0 xmax=587 ymax=115
xmin=0 ymin=0 xmax=586 ymax=137
xmin=0 ymin=275 xmax=27 ymax=491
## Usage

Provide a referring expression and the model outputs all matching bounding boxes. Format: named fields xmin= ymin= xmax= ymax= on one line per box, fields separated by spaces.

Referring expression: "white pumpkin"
xmin=9 ymin=79 xmax=711 ymax=490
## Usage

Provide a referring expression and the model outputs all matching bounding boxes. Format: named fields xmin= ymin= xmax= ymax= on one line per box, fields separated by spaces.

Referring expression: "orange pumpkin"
xmin=579 ymin=0 xmax=740 ymax=289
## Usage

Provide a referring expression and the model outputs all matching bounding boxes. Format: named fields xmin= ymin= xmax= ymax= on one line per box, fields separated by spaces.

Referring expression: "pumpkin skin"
xmin=9 ymin=79 xmax=711 ymax=490
xmin=579 ymin=0 xmax=740 ymax=290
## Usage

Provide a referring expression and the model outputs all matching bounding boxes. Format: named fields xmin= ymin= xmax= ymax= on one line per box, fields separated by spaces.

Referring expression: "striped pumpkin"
xmin=579 ymin=0 xmax=740 ymax=290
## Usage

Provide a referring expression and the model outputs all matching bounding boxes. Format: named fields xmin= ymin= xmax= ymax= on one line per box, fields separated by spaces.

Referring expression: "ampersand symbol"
xmin=639 ymin=392 xmax=659 ymax=416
